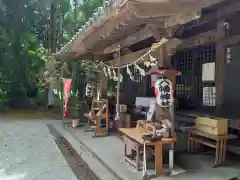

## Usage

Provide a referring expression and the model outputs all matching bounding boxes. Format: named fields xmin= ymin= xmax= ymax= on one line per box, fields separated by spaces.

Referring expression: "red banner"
xmin=63 ymin=79 xmax=72 ymax=117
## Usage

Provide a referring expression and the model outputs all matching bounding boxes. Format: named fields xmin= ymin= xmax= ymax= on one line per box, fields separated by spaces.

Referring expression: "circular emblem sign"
xmin=154 ymin=78 xmax=173 ymax=108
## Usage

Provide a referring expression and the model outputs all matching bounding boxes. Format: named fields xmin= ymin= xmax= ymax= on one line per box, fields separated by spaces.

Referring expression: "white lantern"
xmin=154 ymin=78 xmax=173 ymax=108
xmin=103 ymin=67 xmax=108 ymax=76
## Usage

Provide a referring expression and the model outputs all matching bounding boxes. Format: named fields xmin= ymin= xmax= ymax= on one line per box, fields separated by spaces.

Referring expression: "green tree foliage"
xmin=0 ymin=0 xmax=102 ymax=107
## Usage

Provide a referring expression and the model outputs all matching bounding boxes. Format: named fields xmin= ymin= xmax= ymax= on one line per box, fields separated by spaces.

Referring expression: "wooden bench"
xmin=119 ymin=127 xmax=176 ymax=176
xmin=187 ymin=128 xmax=237 ymax=167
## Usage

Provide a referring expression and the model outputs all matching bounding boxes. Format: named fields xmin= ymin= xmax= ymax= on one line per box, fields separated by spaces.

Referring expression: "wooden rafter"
xmin=89 ymin=18 xmax=166 ymax=52
xmin=94 ymin=24 xmax=164 ymax=54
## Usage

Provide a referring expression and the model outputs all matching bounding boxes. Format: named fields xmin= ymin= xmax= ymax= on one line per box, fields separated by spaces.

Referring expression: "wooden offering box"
xmin=196 ymin=117 xmax=228 ymax=136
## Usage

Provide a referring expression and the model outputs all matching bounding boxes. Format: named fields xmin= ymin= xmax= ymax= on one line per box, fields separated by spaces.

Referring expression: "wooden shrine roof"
xmin=53 ymin=0 xmax=224 ymax=61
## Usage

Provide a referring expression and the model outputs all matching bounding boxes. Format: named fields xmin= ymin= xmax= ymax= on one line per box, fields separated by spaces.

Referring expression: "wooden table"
xmin=187 ymin=128 xmax=237 ymax=167
xmin=119 ymin=128 xmax=176 ymax=175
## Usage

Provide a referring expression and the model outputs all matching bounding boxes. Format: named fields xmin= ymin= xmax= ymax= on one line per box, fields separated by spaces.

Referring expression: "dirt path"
xmin=0 ymin=113 xmax=100 ymax=180
xmin=1 ymin=108 xmax=60 ymax=120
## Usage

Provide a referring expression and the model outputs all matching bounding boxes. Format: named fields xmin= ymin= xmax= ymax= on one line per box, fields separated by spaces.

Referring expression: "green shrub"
xmin=35 ymin=88 xmax=46 ymax=106
xmin=0 ymin=91 xmax=10 ymax=112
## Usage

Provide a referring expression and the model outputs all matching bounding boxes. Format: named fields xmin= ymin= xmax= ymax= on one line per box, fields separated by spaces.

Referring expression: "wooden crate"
xmin=196 ymin=117 xmax=228 ymax=136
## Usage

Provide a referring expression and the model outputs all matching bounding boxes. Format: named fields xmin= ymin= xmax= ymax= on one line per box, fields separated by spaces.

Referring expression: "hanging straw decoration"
xmin=127 ymin=65 xmax=134 ymax=81
xmin=134 ymin=63 xmax=146 ymax=76
xmin=99 ymin=38 xmax=169 ymax=81
xmin=103 ymin=66 xmax=108 ymax=76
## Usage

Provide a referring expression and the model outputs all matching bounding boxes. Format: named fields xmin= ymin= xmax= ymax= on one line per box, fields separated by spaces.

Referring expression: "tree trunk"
xmin=12 ymin=0 xmax=28 ymax=95
xmin=50 ymin=1 xmax=57 ymax=53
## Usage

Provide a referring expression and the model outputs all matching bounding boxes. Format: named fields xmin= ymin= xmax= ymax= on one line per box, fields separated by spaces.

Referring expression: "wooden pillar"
xmin=215 ymin=20 xmax=226 ymax=110
xmin=159 ymin=44 xmax=167 ymax=67
xmin=100 ymin=71 xmax=108 ymax=96
xmin=96 ymin=54 xmax=108 ymax=96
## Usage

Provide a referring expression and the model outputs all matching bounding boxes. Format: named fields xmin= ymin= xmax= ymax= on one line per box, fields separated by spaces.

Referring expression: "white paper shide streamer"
xmin=144 ymin=53 xmax=157 ymax=67
xmin=119 ymin=73 xmax=123 ymax=82
xmin=134 ymin=63 xmax=146 ymax=76
xmin=112 ymin=69 xmax=118 ymax=81
xmin=115 ymin=112 xmax=120 ymax=121
xmin=149 ymin=53 xmax=156 ymax=62
xmin=103 ymin=66 xmax=108 ymax=76
xmin=101 ymin=41 xmax=161 ymax=81
xmin=108 ymin=67 xmax=112 ymax=79
xmin=150 ymin=53 xmax=157 ymax=65
xmin=144 ymin=61 xmax=151 ymax=67
xmin=127 ymin=65 xmax=134 ymax=81
xmin=102 ymin=66 xmax=124 ymax=82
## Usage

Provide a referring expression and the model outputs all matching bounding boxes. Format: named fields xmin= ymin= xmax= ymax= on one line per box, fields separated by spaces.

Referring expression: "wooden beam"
xmin=221 ymin=35 xmax=240 ymax=47
xmin=165 ymin=10 xmax=201 ymax=28
xmin=148 ymin=24 xmax=162 ymax=41
xmin=105 ymin=48 xmax=150 ymax=66
xmin=176 ymin=29 xmax=217 ymax=50
xmin=176 ymin=28 xmax=240 ymax=52
xmin=164 ymin=24 xmax=183 ymax=38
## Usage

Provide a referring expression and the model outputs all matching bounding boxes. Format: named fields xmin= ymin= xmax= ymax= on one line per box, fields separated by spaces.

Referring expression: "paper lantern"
xmin=154 ymin=78 xmax=173 ymax=108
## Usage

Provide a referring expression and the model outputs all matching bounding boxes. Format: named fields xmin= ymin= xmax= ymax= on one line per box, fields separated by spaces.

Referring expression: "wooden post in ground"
xmin=115 ymin=45 xmax=121 ymax=121
xmin=60 ymin=63 xmax=64 ymax=128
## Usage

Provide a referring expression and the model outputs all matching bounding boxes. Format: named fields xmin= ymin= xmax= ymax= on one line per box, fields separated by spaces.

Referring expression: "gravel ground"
xmin=0 ymin=119 xmax=99 ymax=180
